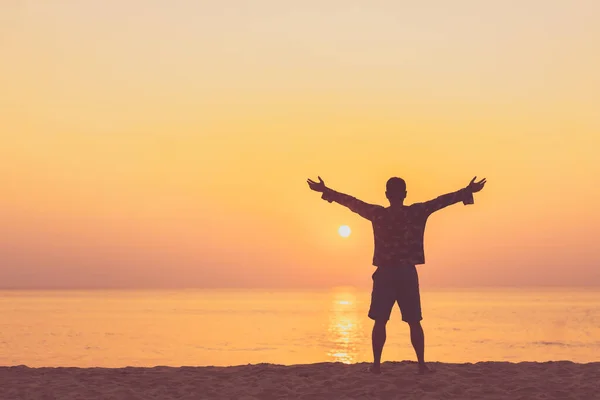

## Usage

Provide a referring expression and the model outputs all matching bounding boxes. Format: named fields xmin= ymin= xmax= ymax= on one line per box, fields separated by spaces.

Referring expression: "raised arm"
xmin=307 ymin=176 xmax=380 ymax=220
xmin=420 ymin=176 xmax=487 ymax=215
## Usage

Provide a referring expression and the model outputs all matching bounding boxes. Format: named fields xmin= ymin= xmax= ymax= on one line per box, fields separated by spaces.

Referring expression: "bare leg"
xmin=370 ymin=319 xmax=387 ymax=373
xmin=408 ymin=321 xmax=432 ymax=374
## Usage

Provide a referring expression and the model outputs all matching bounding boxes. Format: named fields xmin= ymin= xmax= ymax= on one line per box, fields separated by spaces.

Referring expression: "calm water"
xmin=1 ymin=288 xmax=599 ymax=367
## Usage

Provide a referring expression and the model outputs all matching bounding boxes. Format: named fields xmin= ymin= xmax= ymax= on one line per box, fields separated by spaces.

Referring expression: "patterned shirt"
xmin=321 ymin=187 xmax=474 ymax=267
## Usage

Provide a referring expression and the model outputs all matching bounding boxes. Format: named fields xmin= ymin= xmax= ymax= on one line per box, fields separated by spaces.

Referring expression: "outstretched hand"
xmin=466 ymin=176 xmax=487 ymax=193
xmin=307 ymin=176 xmax=327 ymax=192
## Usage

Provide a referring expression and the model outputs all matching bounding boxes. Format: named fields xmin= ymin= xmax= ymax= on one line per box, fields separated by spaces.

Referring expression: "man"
xmin=307 ymin=175 xmax=486 ymax=374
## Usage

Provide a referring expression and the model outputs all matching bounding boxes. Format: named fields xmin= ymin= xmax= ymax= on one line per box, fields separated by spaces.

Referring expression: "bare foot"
xmin=417 ymin=364 xmax=435 ymax=375
xmin=367 ymin=365 xmax=381 ymax=374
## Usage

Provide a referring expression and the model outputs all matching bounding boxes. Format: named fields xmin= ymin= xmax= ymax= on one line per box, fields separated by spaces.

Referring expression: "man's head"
xmin=385 ymin=177 xmax=407 ymax=204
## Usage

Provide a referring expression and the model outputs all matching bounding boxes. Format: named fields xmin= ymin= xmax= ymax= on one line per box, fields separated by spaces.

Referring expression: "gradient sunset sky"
xmin=1 ymin=1 xmax=599 ymax=289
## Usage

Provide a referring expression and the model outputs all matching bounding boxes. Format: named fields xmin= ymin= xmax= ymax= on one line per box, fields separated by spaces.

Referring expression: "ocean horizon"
xmin=1 ymin=287 xmax=598 ymax=368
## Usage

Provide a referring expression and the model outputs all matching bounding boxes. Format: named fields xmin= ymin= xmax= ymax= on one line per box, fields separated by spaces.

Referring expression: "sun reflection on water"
xmin=327 ymin=290 xmax=363 ymax=364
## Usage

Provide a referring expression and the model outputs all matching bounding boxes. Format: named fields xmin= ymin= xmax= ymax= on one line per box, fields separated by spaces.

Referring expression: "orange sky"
xmin=1 ymin=1 xmax=599 ymax=289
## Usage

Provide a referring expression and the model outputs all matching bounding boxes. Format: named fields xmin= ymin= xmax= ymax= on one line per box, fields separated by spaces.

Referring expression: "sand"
xmin=0 ymin=361 xmax=598 ymax=400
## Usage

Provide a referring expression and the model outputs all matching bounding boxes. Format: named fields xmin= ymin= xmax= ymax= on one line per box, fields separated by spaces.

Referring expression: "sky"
xmin=1 ymin=0 xmax=599 ymax=289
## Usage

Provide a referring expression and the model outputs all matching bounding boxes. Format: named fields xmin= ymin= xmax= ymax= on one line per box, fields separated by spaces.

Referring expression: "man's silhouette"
xmin=307 ymin=175 xmax=486 ymax=374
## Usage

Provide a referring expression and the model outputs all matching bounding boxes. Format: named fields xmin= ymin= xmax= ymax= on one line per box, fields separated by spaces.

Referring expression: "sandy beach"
xmin=1 ymin=361 xmax=598 ymax=400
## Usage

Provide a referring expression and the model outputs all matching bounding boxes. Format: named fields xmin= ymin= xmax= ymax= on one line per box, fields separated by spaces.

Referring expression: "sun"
xmin=338 ymin=225 xmax=351 ymax=238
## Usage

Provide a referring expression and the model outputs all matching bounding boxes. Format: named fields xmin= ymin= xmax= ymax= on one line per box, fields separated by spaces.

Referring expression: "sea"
xmin=1 ymin=288 xmax=599 ymax=367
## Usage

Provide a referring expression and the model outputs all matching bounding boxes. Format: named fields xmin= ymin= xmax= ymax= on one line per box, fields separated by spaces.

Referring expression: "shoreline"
xmin=3 ymin=359 xmax=600 ymax=368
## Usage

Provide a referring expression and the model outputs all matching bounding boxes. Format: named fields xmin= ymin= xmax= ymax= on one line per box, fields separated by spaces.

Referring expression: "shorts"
xmin=368 ymin=265 xmax=422 ymax=323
